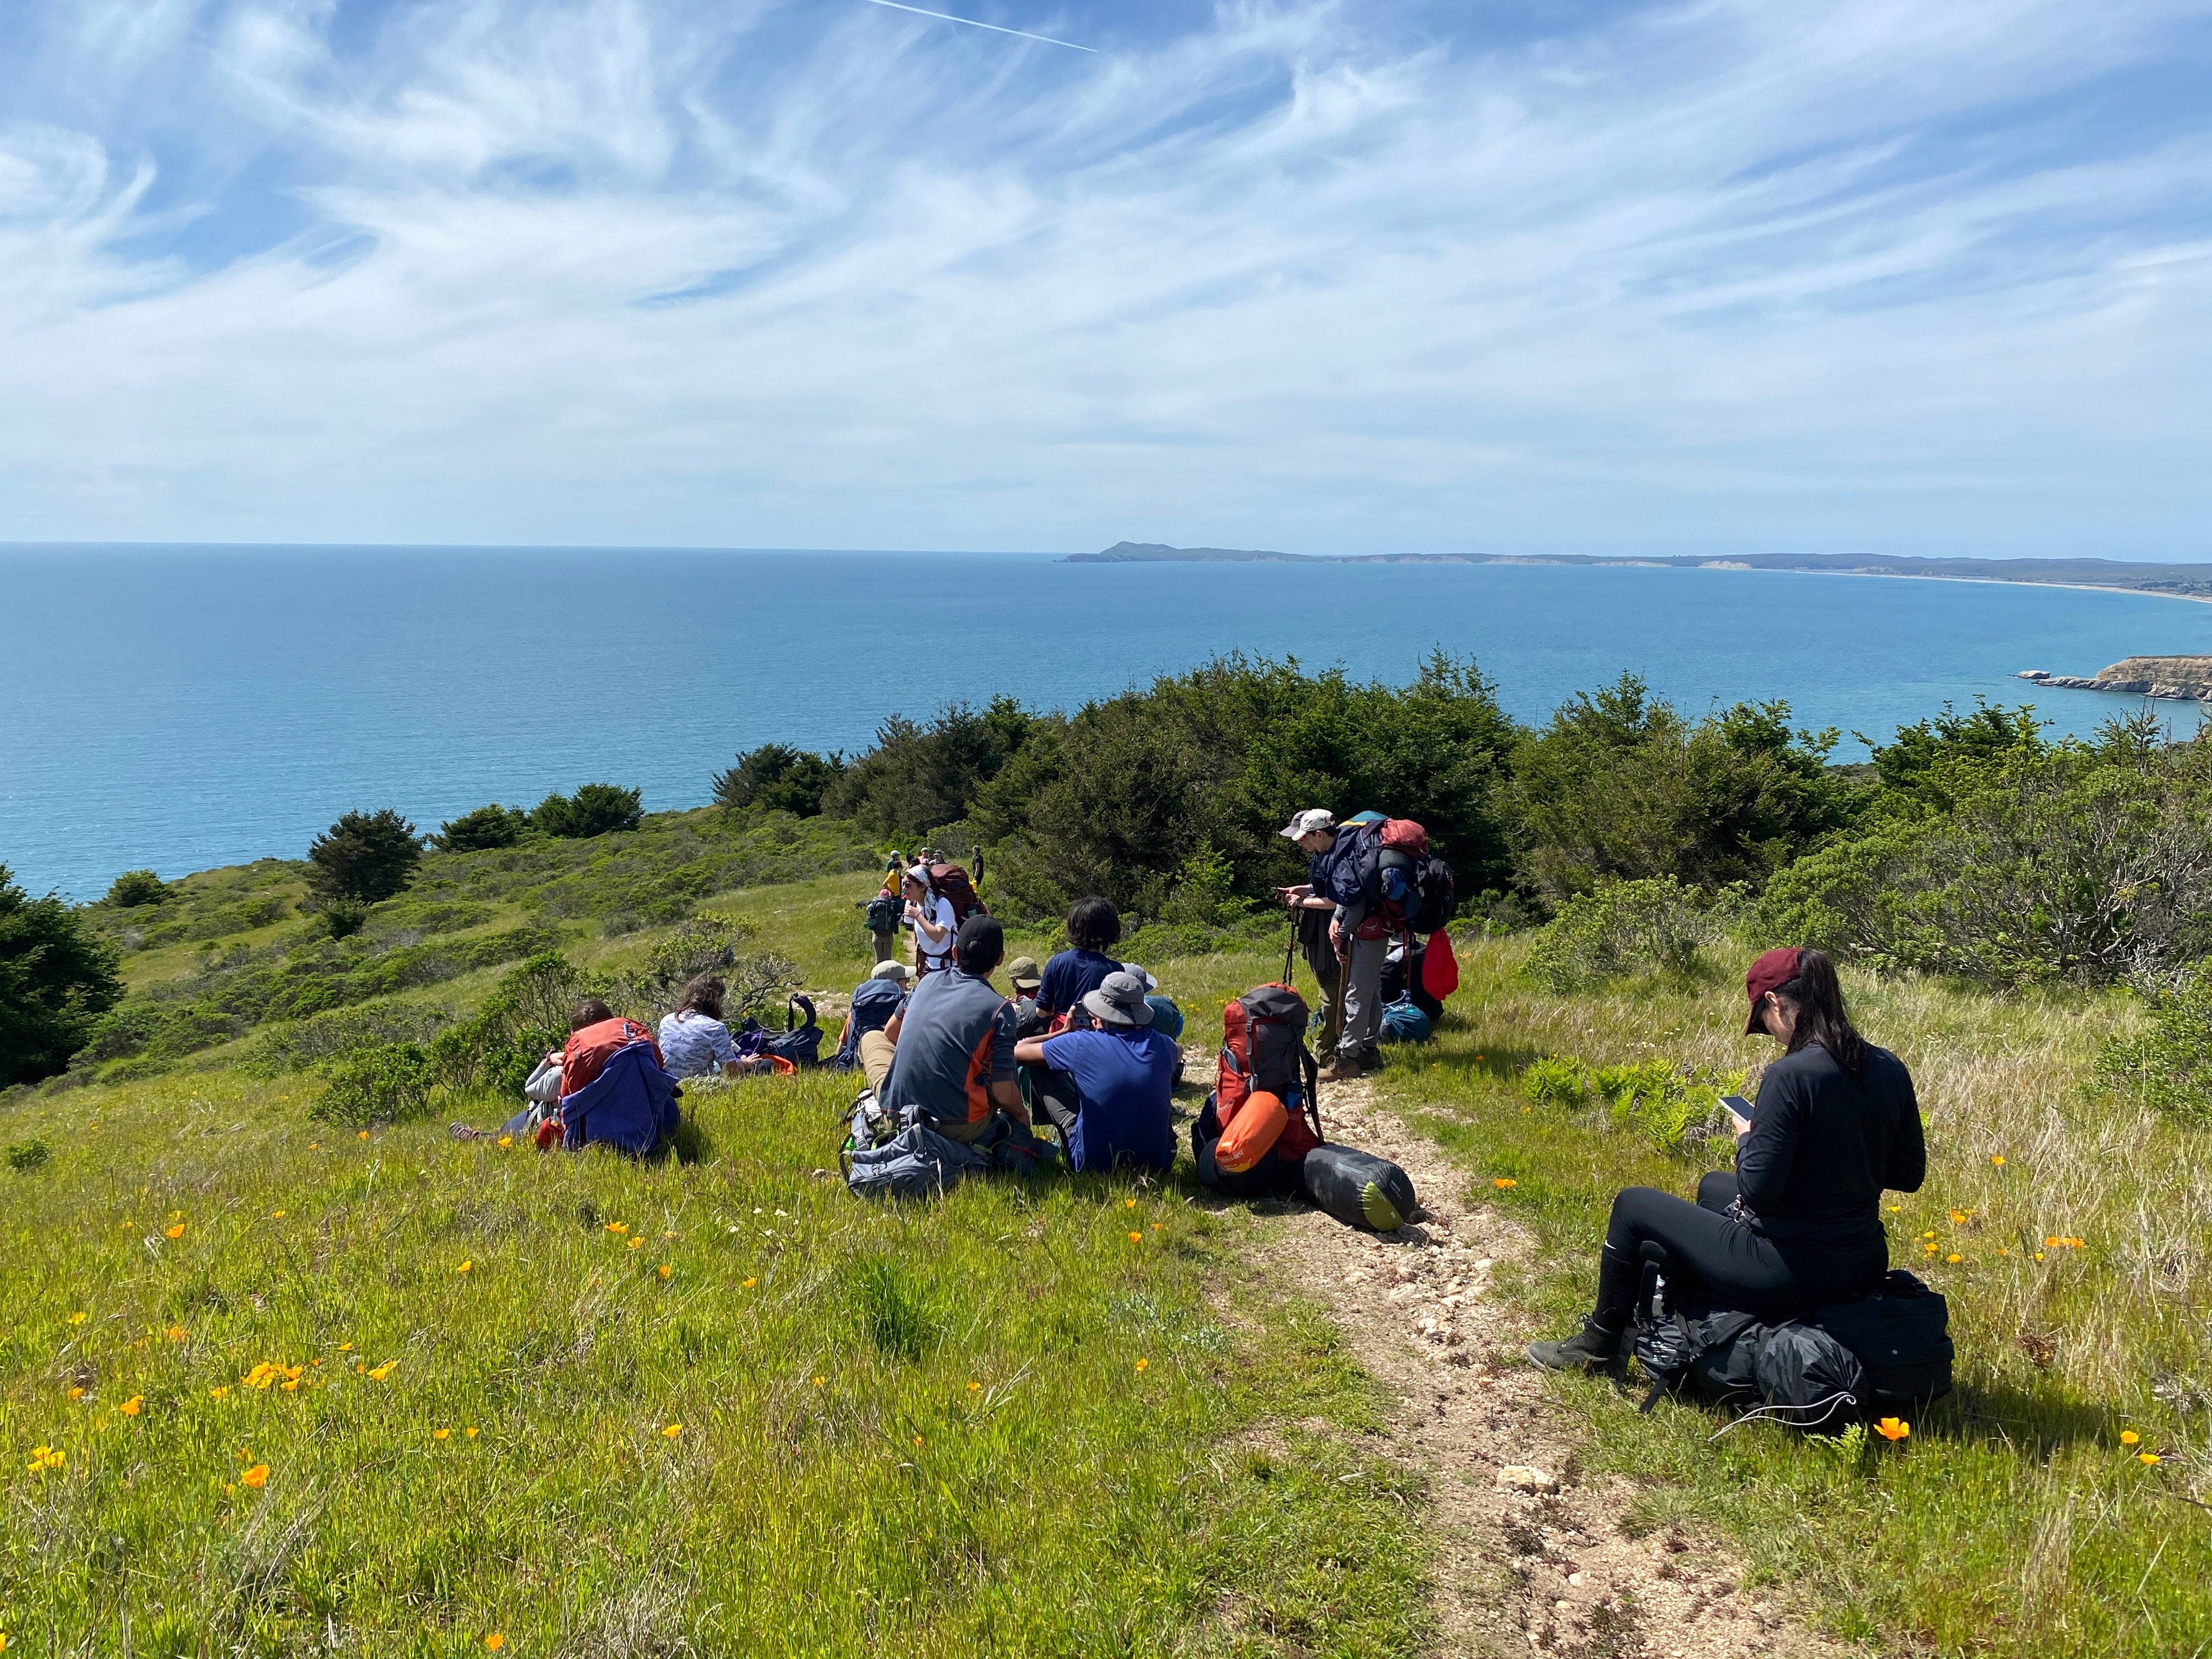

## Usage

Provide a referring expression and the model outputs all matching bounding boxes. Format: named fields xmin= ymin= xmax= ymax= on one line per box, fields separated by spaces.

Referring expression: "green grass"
xmin=1 ymin=879 xmax=1427 ymax=1656
xmin=1384 ymin=936 xmax=2211 ymax=1658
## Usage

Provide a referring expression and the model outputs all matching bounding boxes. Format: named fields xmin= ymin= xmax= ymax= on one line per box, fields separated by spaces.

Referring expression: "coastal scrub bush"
xmin=104 ymin=869 xmax=170 ymax=907
xmin=2096 ymin=968 xmax=2212 ymax=1125
xmin=433 ymin=803 xmax=530 ymax=851
xmin=251 ymin=1000 xmax=454 ymax=1073
xmin=1506 ymin=675 xmax=1854 ymax=904
xmin=825 ymin=698 xmax=1040 ymax=840
xmin=713 ymin=744 xmax=846 ymax=817
xmin=1522 ymin=876 xmax=1714 ymax=991
xmin=307 ymin=809 xmax=424 ymax=905
xmin=427 ymin=950 xmax=585 ymax=1097
xmin=532 ymin=783 xmax=644 ymax=839
xmin=1761 ymin=725 xmax=2212 ymax=986
xmin=313 ymin=1042 xmax=434 ymax=1127
xmin=0 ymin=865 xmax=123 ymax=1087
xmin=321 ymin=898 xmax=370 ymax=938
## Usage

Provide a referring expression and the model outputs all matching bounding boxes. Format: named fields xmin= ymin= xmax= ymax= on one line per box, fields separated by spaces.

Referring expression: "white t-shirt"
xmin=910 ymin=894 xmax=958 ymax=967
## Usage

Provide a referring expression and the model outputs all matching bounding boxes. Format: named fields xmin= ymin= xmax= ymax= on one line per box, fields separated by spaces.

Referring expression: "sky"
xmin=2 ymin=0 xmax=2210 ymax=558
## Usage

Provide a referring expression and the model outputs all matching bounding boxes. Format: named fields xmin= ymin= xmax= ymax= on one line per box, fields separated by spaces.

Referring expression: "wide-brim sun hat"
xmin=1006 ymin=955 xmax=1042 ymax=990
xmin=870 ymin=960 xmax=915 ymax=982
xmin=1082 ymin=970 xmax=1155 ymax=1027
xmin=1119 ymin=961 xmax=1159 ymax=991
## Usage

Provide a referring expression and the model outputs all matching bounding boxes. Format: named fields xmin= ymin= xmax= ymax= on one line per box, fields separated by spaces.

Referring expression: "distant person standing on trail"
xmin=904 ymin=865 xmax=958 ymax=977
xmin=861 ymin=852 xmax=904 ymax=964
xmin=1276 ymin=809 xmax=1343 ymax=1057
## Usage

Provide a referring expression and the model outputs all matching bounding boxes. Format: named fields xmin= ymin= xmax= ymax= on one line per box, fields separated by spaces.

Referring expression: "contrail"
xmin=856 ymin=0 xmax=1098 ymax=53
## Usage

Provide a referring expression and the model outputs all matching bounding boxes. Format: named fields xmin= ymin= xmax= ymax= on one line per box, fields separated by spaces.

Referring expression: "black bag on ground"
xmin=1803 ymin=1270 xmax=1954 ymax=1409
xmin=1300 ymin=1144 xmax=1418 ymax=1232
xmin=763 ymin=995 xmax=825 ymax=1068
xmin=1630 ymin=1261 xmax=1866 ymax=1431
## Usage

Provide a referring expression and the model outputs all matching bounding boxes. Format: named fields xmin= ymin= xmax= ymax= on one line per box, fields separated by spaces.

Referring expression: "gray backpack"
xmin=842 ymin=1097 xmax=989 ymax=1199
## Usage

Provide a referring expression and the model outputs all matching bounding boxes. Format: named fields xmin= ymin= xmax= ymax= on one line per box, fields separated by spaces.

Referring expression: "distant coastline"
xmin=1069 ymin=541 xmax=2212 ymax=604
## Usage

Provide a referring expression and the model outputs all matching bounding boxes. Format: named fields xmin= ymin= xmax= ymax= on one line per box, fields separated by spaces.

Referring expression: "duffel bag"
xmin=1804 ymin=1270 xmax=1954 ymax=1409
xmin=1301 ymin=1144 xmax=1419 ymax=1232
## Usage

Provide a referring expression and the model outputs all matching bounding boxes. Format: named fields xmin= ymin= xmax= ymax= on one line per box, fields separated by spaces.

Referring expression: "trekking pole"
xmin=1281 ymin=906 xmax=1297 ymax=989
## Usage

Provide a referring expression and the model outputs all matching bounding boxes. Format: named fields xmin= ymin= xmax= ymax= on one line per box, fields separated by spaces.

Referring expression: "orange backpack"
xmin=1197 ymin=984 xmax=1322 ymax=1192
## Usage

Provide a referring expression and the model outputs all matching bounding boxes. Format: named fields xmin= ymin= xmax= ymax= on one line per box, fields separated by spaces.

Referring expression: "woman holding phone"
xmin=1528 ymin=947 xmax=1926 ymax=1372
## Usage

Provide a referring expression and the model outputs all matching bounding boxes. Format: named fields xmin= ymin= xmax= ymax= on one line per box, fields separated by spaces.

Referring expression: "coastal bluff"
xmin=2019 ymin=656 xmax=2212 ymax=700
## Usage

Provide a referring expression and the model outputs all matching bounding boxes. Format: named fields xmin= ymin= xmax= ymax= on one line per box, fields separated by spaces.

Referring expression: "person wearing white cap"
xmin=1012 ymin=970 xmax=1177 ymax=1173
xmin=1277 ymin=808 xmax=1346 ymax=1057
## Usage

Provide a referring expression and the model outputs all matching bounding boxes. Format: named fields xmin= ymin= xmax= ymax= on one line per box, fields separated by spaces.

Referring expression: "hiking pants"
xmin=857 ymin=1029 xmax=995 ymax=1146
xmin=1024 ymin=1064 xmax=1082 ymax=1142
xmin=1591 ymin=1172 xmax=1887 ymax=1329
xmin=1302 ymin=934 xmax=1345 ymax=1057
xmin=1337 ymin=933 xmax=1386 ymax=1062
xmin=870 ymin=928 xmax=897 ymax=966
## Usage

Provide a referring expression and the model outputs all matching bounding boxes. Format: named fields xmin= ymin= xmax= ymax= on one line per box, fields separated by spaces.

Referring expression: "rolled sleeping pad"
xmin=1301 ymin=1144 xmax=1419 ymax=1232
xmin=1214 ymin=1090 xmax=1288 ymax=1175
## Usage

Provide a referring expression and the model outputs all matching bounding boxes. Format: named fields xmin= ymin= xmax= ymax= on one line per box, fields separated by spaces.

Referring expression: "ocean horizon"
xmin=6 ymin=544 xmax=2209 ymax=902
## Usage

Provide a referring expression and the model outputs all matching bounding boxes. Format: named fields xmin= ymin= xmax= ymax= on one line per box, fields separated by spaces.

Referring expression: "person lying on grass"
xmin=1528 ymin=947 xmax=1927 ymax=1372
xmin=857 ymin=913 xmax=1030 ymax=1144
xmin=1013 ymin=970 xmax=1178 ymax=1174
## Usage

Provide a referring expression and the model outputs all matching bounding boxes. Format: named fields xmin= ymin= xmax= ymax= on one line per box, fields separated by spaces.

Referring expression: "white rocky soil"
xmin=1260 ymin=1076 xmax=1864 ymax=1658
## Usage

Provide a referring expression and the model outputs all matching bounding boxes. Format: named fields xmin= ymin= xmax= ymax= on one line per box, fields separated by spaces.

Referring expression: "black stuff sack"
xmin=1301 ymin=1144 xmax=1419 ymax=1232
xmin=1804 ymin=1271 xmax=1954 ymax=1409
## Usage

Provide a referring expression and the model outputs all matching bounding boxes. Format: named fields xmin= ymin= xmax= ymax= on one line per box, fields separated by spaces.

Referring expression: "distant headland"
xmin=1068 ymin=542 xmax=2212 ymax=601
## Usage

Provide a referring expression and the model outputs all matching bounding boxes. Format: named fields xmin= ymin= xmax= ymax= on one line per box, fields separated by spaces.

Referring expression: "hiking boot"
xmin=1526 ymin=1318 xmax=1622 ymax=1373
xmin=1317 ymin=1056 xmax=1365 ymax=1084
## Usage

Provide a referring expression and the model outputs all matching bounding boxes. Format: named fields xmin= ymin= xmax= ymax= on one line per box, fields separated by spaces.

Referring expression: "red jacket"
xmin=561 ymin=1018 xmax=661 ymax=1097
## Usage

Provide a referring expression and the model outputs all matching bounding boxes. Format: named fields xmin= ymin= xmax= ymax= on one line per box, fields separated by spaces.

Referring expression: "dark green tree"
xmin=104 ymin=869 xmax=170 ymax=907
xmin=433 ymin=804 xmax=531 ymax=852
xmin=712 ymin=745 xmax=847 ymax=817
xmin=0 ymin=866 xmax=123 ymax=1086
xmin=532 ymin=783 xmax=644 ymax=839
xmin=306 ymin=809 xmax=424 ymax=905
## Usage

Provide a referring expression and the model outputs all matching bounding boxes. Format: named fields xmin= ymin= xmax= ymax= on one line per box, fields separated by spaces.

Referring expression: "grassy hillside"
xmin=7 ymin=837 xmax=2208 ymax=1655
xmin=0 ymin=875 xmax=1426 ymax=1657
xmin=1396 ymin=941 xmax=2208 ymax=1658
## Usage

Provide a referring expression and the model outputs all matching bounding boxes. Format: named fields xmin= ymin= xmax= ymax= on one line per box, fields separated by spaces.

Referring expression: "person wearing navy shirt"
xmin=1036 ymin=896 xmax=1125 ymax=1023
xmin=1014 ymin=970 xmax=1177 ymax=1172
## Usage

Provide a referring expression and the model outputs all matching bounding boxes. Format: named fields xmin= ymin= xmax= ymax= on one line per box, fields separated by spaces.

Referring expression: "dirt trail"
xmin=1267 ymin=1076 xmax=1861 ymax=1658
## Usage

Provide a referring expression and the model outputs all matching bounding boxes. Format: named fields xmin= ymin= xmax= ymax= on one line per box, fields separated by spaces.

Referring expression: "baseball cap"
xmin=870 ymin=960 xmax=915 ymax=982
xmin=1745 ymin=947 xmax=1803 ymax=1034
xmin=1278 ymin=808 xmax=1336 ymax=840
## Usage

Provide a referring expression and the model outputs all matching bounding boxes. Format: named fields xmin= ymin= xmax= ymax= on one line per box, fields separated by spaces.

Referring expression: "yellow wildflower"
xmin=166 ymin=1325 xmax=187 ymax=1342
xmin=1991 ymin=1154 xmax=2005 ymax=1166
xmin=1128 ymin=1231 xmax=1142 ymax=1243
xmin=606 ymin=1222 xmax=629 ymax=1235
xmin=209 ymin=1386 xmax=229 ymax=1401
xmin=120 ymin=1396 xmax=144 ymax=1416
xmin=458 ymin=1260 xmax=472 ymax=1274
xmin=663 ymin=1424 xmax=682 ymax=1438
xmin=1874 ymin=1417 xmax=1910 ymax=1441
xmin=241 ymin=1463 xmax=269 ymax=1488
xmin=485 ymin=1638 xmax=505 ymax=1652
xmin=69 ymin=1386 xmax=84 ymax=1400
xmin=466 ymin=1426 xmax=478 ymax=1439
xmin=498 ymin=1136 xmax=513 ymax=1147
xmin=1947 ymin=1254 xmax=1962 ymax=1263
xmin=2141 ymin=1452 xmax=2161 ymax=1466
xmin=165 ymin=1224 xmax=185 ymax=1239
xmin=368 ymin=1361 xmax=398 ymax=1381
xmin=658 ymin=1264 xmax=672 ymax=1280
xmin=1494 ymin=1177 xmax=1517 ymax=1189
xmin=627 ymin=1238 xmax=643 ymax=1251
xmin=742 ymin=1278 xmax=757 ymax=1289
xmin=1135 ymin=1358 xmax=1149 ymax=1373
xmin=433 ymin=1428 xmax=451 ymax=1441
xmin=67 ymin=1311 xmax=87 ymax=1325
xmin=358 ymin=1130 xmax=369 ymax=1141
xmin=2121 ymin=1430 xmax=2141 ymax=1445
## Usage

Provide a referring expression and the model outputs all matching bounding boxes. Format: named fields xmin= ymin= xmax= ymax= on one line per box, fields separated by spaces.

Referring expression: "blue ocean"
xmin=5 ymin=546 xmax=2209 ymax=901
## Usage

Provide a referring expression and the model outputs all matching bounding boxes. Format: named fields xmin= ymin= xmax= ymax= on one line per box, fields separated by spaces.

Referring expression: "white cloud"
xmin=1 ymin=0 xmax=2208 ymax=554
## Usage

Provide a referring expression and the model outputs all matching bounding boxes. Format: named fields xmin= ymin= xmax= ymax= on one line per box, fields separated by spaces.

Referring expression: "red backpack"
xmin=927 ymin=861 xmax=985 ymax=926
xmin=1195 ymin=984 xmax=1322 ymax=1191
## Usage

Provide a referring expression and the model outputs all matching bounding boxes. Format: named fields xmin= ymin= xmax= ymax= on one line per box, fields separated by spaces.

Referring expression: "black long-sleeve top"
xmin=1738 ymin=1042 xmax=1926 ymax=1250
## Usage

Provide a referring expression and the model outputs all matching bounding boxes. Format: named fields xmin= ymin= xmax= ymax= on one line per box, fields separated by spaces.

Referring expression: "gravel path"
xmin=1264 ymin=1076 xmax=1864 ymax=1658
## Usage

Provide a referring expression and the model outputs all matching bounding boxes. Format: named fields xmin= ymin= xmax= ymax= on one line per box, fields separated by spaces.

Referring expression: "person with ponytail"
xmin=1528 ymin=947 xmax=1926 ymax=1372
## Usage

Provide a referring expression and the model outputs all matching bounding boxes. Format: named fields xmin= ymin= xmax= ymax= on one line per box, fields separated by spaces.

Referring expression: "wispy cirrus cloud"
xmin=1 ymin=0 xmax=2209 ymax=555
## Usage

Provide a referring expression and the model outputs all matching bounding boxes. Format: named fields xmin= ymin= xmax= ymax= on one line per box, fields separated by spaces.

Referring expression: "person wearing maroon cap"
xmin=1528 ymin=947 xmax=1926 ymax=1373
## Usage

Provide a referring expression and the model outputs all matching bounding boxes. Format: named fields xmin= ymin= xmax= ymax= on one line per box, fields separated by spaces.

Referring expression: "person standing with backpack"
xmin=1277 ymin=809 xmax=1344 ymax=1058
xmin=861 ymin=853 xmax=904 ymax=964
xmin=903 ymin=865 xmax=958 ymax=977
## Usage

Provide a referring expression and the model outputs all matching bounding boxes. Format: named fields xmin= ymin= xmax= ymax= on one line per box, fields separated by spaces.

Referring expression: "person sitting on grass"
xmin=858 ymin=914 xmax=1029 ymax=1144
xmin=1013 ymin=970 xmax=1177 ymax=1173
xmin=453 ymin=997 xmax=660 ymax=1144
xmin=904 ymin=865 xmax=958 ymax=977
xmin=656 ymin=974 xmax=747 ymax=1079
xmin=1036 ymin=897 xmax=1124 ymax=1025
xmin=1527 ymin=947 xmax=1927 ymax=1372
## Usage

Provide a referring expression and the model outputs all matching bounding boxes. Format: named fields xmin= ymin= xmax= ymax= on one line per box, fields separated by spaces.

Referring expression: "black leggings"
xmin=1594 ymin=1172 xmax=1886 ymax=1326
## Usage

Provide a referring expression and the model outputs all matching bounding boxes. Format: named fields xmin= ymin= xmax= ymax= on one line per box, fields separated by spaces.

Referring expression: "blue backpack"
xmin=1378 ymin=998 xmax=1433 ymax=1045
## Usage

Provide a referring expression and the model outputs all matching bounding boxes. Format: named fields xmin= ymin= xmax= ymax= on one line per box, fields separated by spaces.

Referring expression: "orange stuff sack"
xmin=1214 ymin=1090 xmax=1288 ymax=1175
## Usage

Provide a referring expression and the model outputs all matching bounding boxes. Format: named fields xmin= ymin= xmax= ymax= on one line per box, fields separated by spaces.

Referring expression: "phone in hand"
xmin=1720 ymin=1093 xmax=1754 ymax=1132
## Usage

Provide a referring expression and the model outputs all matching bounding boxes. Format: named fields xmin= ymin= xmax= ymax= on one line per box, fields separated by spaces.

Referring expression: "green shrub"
xmin=0 ymin=865 xmax=123 ymax=1087
xmin=532 ymin=783 xmax=642 ymax=839
xmin=7 ymin=1139 xmax=51 ymax=1173
xmin=1505 ymin=674 xmax=1855 ymax=904
xmin=433 ymin=804 xmax=529 ymax=852
xmin=307 ymin=809 xmax=424 ymax=905
xmin=313 ymin=1042 xmax=434 ymax=1127
xmin=104 ymin=870 xmax=170 ymax=907
xmin=1759 ymin=729 xmax=2212 ymax=987
xmin=1520 ymin=1053 xmax=1746 ymax=1155
xmin=1521 ymin=876 xmax=1713 ymax=991
xmin=321 ymin=898 xmax=370 ymax=939
xmin=713 ymin=745 xmax=846 ymax=816
xmin=2097 ymin=969 xmax=2212 ymax=1125
xmin=251 ymin=1000 xmax=454 ymax=1074
xmin=622 ymin=914 xmax=796 ymax=1020
xmin=425 ymin=951 xmax=585 ymax=1097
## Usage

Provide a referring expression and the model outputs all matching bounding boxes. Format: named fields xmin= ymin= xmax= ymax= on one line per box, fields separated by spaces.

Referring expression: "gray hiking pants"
xmin=1338 ymin=933 xmax=1386 ymax=1062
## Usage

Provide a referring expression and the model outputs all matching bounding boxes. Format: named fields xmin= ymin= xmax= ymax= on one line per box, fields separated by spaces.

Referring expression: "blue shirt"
xmin=1037 ymin=948 xmax=1122 ymax=1018
xmin=1037 ymin=1025 xmax=1178 ymax=1173
xmin=657 ymin=1010 xmax=736 ymax=1079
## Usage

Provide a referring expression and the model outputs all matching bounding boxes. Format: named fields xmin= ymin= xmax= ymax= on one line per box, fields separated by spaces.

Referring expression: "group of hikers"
xmin=460 ymin=804 xmax=1937 ymax=1398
